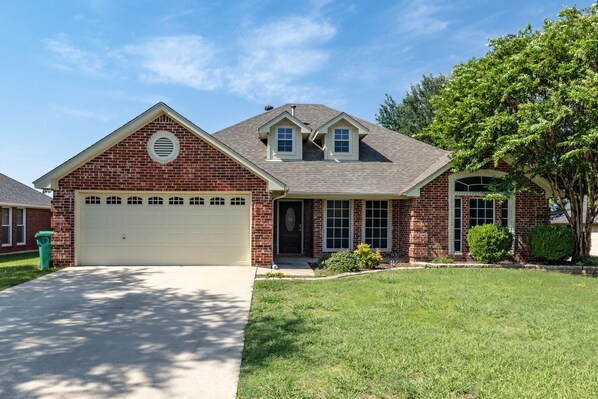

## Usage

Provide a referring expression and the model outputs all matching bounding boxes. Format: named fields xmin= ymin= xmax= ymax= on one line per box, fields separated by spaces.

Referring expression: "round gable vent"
xmin=148 ymin=131 xmax=180 ymax=164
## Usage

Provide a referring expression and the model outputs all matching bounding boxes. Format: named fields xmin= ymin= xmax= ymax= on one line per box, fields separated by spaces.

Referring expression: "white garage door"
xmin=591 ymin=226 xmax=598 ymax=256
xmin=77 ymin=192 xmax=251 ymax=266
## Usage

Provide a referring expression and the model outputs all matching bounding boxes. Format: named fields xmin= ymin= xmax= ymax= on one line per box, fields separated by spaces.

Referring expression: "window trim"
xmin=361 ymin=200 xmax=391 ymax=251
xmin=323 ymin=199 xmax=353 ymax=251
xmin=333 ymin=127 xmax=351 ymax=154
xmin=276 ymin=126 xmax=294 ymax=153
xmin=16 ymin=208 xmax=26 ymax=245
xmin=2 ymin=208 xmax=12 ymax=247
xmin=448 ymin=170 xmax=515 ymax=255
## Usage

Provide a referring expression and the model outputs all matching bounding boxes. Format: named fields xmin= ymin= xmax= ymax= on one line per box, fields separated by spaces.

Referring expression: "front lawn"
xmin=0 ymin=252 xmax=53 ymax=291
xmin=238 ymin=269 xmax=598 ymax=398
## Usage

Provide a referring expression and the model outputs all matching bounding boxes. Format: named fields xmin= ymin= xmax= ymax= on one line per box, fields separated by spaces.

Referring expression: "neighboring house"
xmin=551 ymin=198 xmax=598 ymax=256
xmin=0 ymin=173 xmax=51 ymax=255
xmin=33 ymin=103 xmax=550 ymax=267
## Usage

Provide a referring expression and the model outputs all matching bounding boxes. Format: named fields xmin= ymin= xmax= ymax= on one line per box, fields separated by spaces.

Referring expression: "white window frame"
xmin=468 ymin=198 xmax=495 ymax=228
xmin=333 ymin=128 xmax=350 ymax=153
xmin=276 ymin=127 xmax=294 ymax=153
xmin=16 ymin=208 xmax=26 ymax=245
xmin=323 ymin=199 xmax=353 ymax=251
xmin=448 ymin=170 xmax=515 ymax=255
xmin=2 ymin=208 xmax=11 ymax=247
xmin=362 ymin=200 xmax=392 ymax=251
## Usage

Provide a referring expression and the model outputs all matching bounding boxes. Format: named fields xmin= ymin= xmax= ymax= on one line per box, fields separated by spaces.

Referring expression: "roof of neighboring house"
xmin=552 ymin=197 xmax=598 ymax=224
xmin=0 ymin=173 xmax=51 ymax=208
xmin=214 ymin=104 xmax=450 ymax=196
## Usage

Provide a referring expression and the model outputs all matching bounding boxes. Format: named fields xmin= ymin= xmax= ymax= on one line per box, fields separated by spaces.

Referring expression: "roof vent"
xmin=264 ymin=105 xmax=274 ymax=111
xmin=291 ymin=105 xmax=296 ymax=116
xmin=147 ymin=131 xmax=180 ymax=164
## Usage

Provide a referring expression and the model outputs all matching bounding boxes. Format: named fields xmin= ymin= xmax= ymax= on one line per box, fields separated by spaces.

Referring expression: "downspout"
xmin=271 ymin=186 xmax=290 ymax=269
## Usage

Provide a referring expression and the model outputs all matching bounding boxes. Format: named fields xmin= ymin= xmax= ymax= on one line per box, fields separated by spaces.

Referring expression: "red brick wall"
xmin=0 ymin=207 xmax=51 ymax=254
xmin=51 ymin=114 xmax=273 ymax=266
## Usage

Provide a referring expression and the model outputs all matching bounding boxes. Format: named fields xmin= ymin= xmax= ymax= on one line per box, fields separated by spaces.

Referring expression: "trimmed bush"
xmin=527 ymin=225 xmax=574 ymax=262
xmin=467 ymin=224 xmax=513 ymax=264
xmin=353 ymin=243 xmax=383 ymax=269
xmin=322 ymin=251 xmax=360 ymax=273
xmin=574 ymin=256 xmax=598 ymax=266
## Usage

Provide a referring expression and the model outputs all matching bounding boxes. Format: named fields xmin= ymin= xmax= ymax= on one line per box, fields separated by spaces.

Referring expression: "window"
xmin=189 ymin=197 xmax=204 ymax=205
xmin=231 ymin=197 xmax=245 ymax=206
xmin=210 ymin=197 xmax=225 ymax=205
xmin=455 ymin=176 xmax=496 ymax=192
xmin=148 ymin=196 xmax=163 ymax=205
xmin=106 ymin=196 xmax=122 ymax=205
xmin=277 ymin=127 xmax=293 ymax=152
xmin=454 ymin=198 xmax=462 ymax=253
xmin=16 ymin=208 xmax=25 ymax=245
xmin=325 ymin=200 xmax=350 ymax=250
xmin=334 ymin=128 xmax=350 ymax=153
xmin=469 ymin=198 xmax=494 ymax=227
xmin=364 ymin=200 xmax=389 ymax=249
xmin=127 ymin=196 xmax=143 ymax=205
xmin=2 ymin=208 xmax=11 ymax=246
xmin=85 ymin=196 xmax=101 ymax=205
xmin=501 ymin=200 xmax=509 ymax=227
xmin=169 ymin=197 xmax=184 ymax=205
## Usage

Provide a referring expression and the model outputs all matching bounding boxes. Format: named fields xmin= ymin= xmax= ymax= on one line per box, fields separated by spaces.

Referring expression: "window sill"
xmin=17 ymin=243 xmax=26 ymax=246
xmin=2 ymin=244 xmax=12 ymax=247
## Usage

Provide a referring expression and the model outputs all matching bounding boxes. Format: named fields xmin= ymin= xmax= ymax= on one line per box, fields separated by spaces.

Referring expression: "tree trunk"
xmin=569 ymin=196 xmax=590 ymax=261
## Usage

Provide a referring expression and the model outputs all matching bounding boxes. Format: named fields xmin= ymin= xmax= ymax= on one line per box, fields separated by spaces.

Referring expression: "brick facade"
xmin=309 ymin=167 xmax=549 ymax=262
xmin=51 ymin=114 xmax=273 ymax=267
xmin=0 ymin=207 xmax=51 ymax=254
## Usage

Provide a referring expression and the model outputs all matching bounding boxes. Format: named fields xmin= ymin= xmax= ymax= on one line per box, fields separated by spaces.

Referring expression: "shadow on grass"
xmin=0 ymin=267 xmax=249 ymax=398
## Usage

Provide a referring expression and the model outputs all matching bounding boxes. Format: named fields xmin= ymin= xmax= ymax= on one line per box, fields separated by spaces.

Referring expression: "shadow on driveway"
xmin=0 ymin=266 xmax=255 ymax=398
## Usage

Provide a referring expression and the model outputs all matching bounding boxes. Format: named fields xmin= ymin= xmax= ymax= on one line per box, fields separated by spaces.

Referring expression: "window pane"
xmin=2 ymin=226 xmax=9 ymax=245
xmin=364 ymin=200 xmax=389 ymax=249
xmin=2 ymin=208 xmax=9 ymax=225
xmin=17 ymin=226 xmax=24 ymax=243
xmin=325 ymin=200 xmax=350 ymax=249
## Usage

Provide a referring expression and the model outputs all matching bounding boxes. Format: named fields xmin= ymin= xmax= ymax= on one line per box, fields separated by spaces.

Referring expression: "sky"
xmin=0 ymin=0 xmax=593 ymax=188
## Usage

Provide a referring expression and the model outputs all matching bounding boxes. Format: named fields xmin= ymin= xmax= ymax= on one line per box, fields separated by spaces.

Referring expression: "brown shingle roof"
xmin=0 ymin=173 xmax=51 ymax=208
xmin=213 ymin=104 xmax=449 ymax=196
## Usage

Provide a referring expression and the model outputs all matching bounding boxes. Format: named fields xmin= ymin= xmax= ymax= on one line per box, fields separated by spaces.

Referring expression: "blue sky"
xmin=0 ymin=0 xmax=593 ymax=188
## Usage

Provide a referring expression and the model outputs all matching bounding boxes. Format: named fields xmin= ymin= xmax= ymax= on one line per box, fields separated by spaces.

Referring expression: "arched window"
xmin=210 ymin=197 xmax=225 ymax=205
xmin=85 ymin=196 xmax=101 ymax=205
xmin=230 ymin=197 xmax=245 ymax=206
xmin=148 ymin=197 xmax=163 ymax=205
xmin=106 ymin=196 xmax=122 ymax=205
xmin=127 ymin=196 xmax=143 ymax=205
xmin=189 ymin=197 xmax=204 ymax=205
xmin=169 ymin=197 xmax=184 ymax=205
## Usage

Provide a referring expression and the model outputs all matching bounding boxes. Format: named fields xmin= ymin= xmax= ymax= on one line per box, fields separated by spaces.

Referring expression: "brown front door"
xmin=278 ymin=201 xmax=302 ymax=254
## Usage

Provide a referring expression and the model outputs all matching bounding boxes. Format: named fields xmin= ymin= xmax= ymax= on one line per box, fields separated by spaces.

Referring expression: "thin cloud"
xmin=51 ymin=104 xmax=112 ymax=121
xmin=123 ymin=35 xmax=222 ymax=91
xmin=43 ymin=35 xmax=104 ymax=74
xmin=395 ymin=0 xmax=449 ymax=36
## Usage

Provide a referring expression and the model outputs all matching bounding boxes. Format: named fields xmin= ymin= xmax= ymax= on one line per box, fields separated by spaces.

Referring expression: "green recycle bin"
xmin=34 ymin=231 xmax=53 ymax=270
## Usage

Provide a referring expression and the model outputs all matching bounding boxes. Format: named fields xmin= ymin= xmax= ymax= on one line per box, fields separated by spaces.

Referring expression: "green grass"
xmin=238 ymin=269 xmax=598 ymax=399
xmin=0 ymin=252 xmax=53 ymax=291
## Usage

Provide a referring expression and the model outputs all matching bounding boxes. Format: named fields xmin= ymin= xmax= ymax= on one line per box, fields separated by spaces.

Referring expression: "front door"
xmin=278 ymin=201 xmax=302 ymax=254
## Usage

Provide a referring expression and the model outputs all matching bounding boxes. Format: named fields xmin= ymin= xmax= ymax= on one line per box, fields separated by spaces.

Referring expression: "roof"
xmin=214 ymin=104 xmax=450 ymax=196
xmin=552 ymin=197 xmax=597 ymax=225
xmin=0 ymin=173 xmax=51 ymax=208
xmin=34 ymin=103 xmax=285 ymax=192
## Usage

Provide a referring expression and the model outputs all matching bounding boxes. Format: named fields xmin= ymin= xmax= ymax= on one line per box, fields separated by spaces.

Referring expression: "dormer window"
xmin=334 ymin=128 xmax=350 ymax=153
xmin=277 ymin=127 xmax=293 ymax=152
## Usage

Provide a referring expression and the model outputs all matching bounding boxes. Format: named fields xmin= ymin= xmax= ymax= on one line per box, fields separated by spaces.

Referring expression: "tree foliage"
xmin=428 ymin=5 xmax=598 ymax=259
xmin=377 ymin=74 xmax=448 ymax=146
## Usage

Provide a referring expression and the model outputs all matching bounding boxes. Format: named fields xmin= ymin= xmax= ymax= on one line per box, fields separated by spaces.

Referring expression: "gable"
xmin=34 ymin=103 xmax=285 ymax=192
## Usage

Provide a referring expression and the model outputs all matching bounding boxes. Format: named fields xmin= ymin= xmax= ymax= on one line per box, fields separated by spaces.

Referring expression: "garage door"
xmin=77 ymin=193 xmax=251 ymax=266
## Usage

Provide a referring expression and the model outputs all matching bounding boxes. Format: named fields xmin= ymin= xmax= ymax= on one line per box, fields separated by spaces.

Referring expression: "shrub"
xmin=527 ymin=225 xmax=575 ymax=262
xmin=314 ymin=253 xmax=331 ymax=269
xmin=353 ymin=243 xmax=383 ymax=269
xmin=467 ymin=224 xmax=513 ymax=264
xmin=432 ymin=256 xmax=454 ymax=264
xmin=574 ymin=256 xmax=598 ymax=266
xmin=322 ymin=251 xmax=360 ymax=273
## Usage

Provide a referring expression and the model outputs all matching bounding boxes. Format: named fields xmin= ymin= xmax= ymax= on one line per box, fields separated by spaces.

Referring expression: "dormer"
xmin=311 ymin=113 xmax=369 ymax=161
xmin=258 ymin=111 xmax=311 ymax=161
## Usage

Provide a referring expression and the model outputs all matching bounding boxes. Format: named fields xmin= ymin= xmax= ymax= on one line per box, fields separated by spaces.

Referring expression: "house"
xmin=551 ymin=198 xmax=598 ymax=256
xmin=0 ymin=173 xmax=51 ymax=255
xmin=33 ymin=103 xmax=550 ymax=267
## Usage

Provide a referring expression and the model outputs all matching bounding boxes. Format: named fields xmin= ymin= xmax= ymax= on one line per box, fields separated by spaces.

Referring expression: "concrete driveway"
xmin=0 ymin=266 xmax=256 ymax=399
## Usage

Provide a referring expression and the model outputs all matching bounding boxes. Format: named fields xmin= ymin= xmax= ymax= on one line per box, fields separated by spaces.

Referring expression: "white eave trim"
xmin=402 ymin=162 xmax=452 ymax=197
xmin=34 ymin=102 xmax=286 ymax=192
xmin=311 ymin=112 xmax=370 ymax=141
xmin=258 ymin=111 xmax=311 ymax=139
xmin=0 ymin=202 xmax=51 ymax=210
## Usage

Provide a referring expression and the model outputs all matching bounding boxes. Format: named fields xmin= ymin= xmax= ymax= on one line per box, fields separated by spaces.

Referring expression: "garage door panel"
xmin=78 ymin=193 xmax=251 ymax=266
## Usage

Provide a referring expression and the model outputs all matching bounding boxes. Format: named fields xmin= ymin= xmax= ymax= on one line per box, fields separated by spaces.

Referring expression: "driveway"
xmin=0 ymin=266 xmax=256 ymax=399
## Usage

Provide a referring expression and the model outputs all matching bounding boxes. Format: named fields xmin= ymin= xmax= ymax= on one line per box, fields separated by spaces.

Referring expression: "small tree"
xmin=428 ymin=5 xmax=598 ymax=260
xmin=377 ymin=74 xmax=448 ymax=146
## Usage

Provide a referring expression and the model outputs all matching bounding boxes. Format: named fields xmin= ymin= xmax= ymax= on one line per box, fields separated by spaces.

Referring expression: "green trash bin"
xmin=35 ymin=231 xmax=53 ymax=270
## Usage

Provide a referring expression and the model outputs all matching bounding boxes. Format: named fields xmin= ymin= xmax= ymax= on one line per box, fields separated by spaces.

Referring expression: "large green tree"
xmin=428 ymin=4 xmax=598 ymax=260
xmin=377 ymin=74 xmax=447 ymax=146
